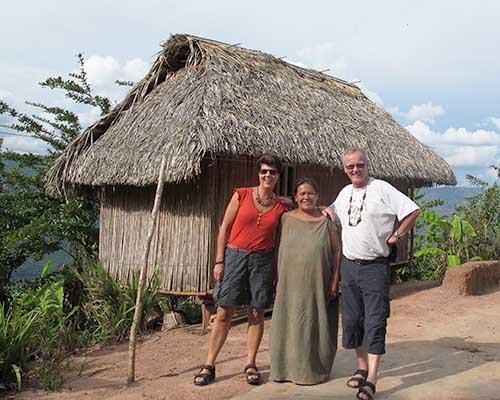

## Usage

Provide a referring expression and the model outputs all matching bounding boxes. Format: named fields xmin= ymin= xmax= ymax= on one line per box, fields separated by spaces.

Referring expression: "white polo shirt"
xmin=330 ymin=178 xmax=419 ymax=260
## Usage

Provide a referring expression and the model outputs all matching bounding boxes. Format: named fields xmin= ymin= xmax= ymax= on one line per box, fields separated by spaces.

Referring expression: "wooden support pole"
xmin=127 ymin=155 xmax=167 ymax=384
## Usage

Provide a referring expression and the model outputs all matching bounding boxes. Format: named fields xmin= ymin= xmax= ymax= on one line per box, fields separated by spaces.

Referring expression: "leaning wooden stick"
xmin=127 ymin=154 xmax=167 ymax=384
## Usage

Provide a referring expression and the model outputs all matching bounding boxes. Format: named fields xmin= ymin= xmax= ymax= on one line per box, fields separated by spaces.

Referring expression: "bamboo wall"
xmin=99 ymin=158 xmax=410 ymax=295
xmin=99 ymin=158 xmax=258 ymax=294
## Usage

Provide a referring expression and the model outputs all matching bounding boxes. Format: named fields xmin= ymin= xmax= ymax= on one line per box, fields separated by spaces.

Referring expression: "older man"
xmin=328 ymin=148 xmax=420 ymax=400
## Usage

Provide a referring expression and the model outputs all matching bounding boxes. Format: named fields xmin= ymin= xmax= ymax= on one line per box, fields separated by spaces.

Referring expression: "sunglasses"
xmin=259 ymin=168 xmax=278 ymax=176
xmin=345 ymin=163 xmax=366 ymax=170
xmin=259 ymin=169 xmax=278 ymax=176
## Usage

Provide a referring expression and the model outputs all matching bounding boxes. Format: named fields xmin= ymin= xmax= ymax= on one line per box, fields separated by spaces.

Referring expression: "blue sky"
xmin=1 ymin=0 xmax=499 ymax=185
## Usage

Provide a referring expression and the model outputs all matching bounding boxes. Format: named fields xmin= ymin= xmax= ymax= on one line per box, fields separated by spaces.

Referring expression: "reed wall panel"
xmin=99 ymin=158 xmax=260 ymax=294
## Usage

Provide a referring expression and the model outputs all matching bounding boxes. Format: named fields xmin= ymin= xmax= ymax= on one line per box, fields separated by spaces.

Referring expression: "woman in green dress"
xmin=270 ymin=177 xmax=341 ymax=385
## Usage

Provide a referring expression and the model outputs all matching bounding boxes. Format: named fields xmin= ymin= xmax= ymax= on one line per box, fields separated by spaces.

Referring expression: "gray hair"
xmin=342 ymin=148 xmax=369 ymax=166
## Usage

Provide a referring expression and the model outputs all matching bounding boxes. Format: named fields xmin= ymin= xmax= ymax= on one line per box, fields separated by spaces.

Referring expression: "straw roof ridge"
xmin=45 ymin=33 xmax=456 ymax=196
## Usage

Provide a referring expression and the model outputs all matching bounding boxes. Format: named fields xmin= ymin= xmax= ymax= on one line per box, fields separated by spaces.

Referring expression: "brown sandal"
xmin=193 ymin=364 xmax=215 ymax=386
xmin=357 ymin=381 xmax=376 ymax=400
xmin=346 ymin=369 xmax=368 ymax=388
xmin=244 ymin=364 xmax=261 ymax=385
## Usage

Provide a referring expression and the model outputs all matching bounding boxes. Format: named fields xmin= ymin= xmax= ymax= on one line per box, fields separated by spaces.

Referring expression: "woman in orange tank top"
xmin=194 ymin=155 xmax=290 ymax=386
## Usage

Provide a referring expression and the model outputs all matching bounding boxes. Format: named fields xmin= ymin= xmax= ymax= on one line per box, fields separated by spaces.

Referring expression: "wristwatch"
xmin=393 ymin=230 xmax=401 ymax=240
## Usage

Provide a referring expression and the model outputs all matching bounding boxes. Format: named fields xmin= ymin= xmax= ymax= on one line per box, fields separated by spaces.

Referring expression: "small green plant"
xmin=159 ymin=296 xmax=202 ymax=324
xmin=72 ymin=260 xmax=162 ymax=343
xmin=414 ymin=210 xmax=481 ymax=279
xmin=0 ymin=303 xmax=38 ymax=389
xmin=457 ymin=177 xmax=500 ymax=260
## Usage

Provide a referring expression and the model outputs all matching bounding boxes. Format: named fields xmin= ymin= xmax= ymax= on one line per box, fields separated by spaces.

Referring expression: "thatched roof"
xmin=46 ymin=34 xmax=456 ymax=195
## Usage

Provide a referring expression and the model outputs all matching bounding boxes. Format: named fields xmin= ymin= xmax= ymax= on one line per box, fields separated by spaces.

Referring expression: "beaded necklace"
xmin=255 ymin=187 xmax=275 ymax=207
xmin=348 ymin=186 xmax=367 ymax=226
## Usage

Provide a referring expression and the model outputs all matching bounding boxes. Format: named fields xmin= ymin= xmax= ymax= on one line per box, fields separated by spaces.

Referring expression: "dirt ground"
xmin=17 ymin=282 xmax=500 ymax=400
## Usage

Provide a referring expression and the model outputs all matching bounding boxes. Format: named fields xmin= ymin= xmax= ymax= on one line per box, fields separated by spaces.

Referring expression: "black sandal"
xmin=357 ymin=381 xmax=376 ymax=400
xmin=244 ymin=364 xmax=261 ymax=385
xmin=346 ymin=369 xmax=368 ymax=388
xmin=193 ymin=364 xmax=216 ymax=386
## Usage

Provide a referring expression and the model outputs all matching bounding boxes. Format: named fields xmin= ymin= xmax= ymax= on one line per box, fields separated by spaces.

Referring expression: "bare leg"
xmin=246 ymin=307 xmax=265 ymax=380
xmin=355 ymin=347 xmax=369 ymax=372
xmin=356 ymin=349 xmax=381 ymax=400
xmin=194 ymin=305 xmax=235 ymax=384
xmin=366 ymin=353 xmax=381 ymax=384
xmin=346 ymin=347 xmax=370 ymax=386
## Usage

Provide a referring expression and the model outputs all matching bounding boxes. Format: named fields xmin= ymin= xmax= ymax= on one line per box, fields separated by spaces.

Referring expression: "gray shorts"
xmin=213 ymin=247 xmax=275 ymax=309
xmin=340 ymin=257 xmax=391 ymax=355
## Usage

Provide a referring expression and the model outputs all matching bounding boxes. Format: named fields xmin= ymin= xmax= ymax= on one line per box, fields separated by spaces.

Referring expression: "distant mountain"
xmin=11 ymin=250 xmax=73 ymax=281
xmin=419 ymin=186 xmax=483 ymax=216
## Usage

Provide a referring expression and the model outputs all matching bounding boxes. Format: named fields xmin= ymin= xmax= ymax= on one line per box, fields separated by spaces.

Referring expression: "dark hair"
xmin=293 ymin=177 xmax=319 ymax=196
xmin=256 ymin=154 xmax=283 ymax=174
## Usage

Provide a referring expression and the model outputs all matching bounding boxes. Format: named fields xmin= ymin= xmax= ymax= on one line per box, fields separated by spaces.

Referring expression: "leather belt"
xmin=345 ymin=256 xmax=388 ymax=265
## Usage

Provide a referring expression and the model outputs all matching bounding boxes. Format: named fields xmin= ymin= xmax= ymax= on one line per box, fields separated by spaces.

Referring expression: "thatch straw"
xmin=45 ymin=34 xmax=456 ymax=196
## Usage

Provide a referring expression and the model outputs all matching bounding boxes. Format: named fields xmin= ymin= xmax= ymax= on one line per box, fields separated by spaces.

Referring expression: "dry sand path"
xmin=18 ymin=284 xmax=500 ymax=400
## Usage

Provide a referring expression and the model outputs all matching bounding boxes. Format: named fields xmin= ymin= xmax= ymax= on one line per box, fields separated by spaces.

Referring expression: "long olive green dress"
xmin=270 ymin=213 xmax=339 ymax=385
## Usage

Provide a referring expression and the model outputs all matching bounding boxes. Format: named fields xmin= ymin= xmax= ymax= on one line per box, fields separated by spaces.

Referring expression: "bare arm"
xmin=387 ymin=209 xmax=420 ymax=244
xmin=329 ymin=222 xmax=342 ymax=298
xmin=214 ymin=192 xmax=239 ymax=281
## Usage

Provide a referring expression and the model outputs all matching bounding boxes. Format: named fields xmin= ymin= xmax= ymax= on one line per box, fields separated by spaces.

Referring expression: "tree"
xmin=0 ymin=54 xmax=108 ymax=299
xmin=413 ymin=170 xmax=500 ymax=281
xmin=457 ymin=174 xmax=500 ymax=260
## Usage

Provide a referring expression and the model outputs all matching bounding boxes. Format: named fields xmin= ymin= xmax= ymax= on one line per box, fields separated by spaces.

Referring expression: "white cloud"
xmin=84 ymin=55 xmax=149 ymax=87
xmin=406 ymin=121 xmax=500 ymax=146
xmin=445 ymin=146 xmax=498 ymax=167
xmin=442 ymin=127 xmax=500 ymax=146
xmin=77 ymin=107 xmax=102 ymax=127
xmin=295 ymin=42 xmax=349 ymax=80
xmin=1 ymin=135 xmax=50 ymax=154
xmin=406 ymin=121 xmax=500 ymax=170
xmin=0 ymin=89 xmax=13 ymax=99
xmin=84 ymin=55 xmax=121 ymax=86
xmin=123 ymin=58 xmax=149 ymax=82
xmin=489 ymin=116 xmax=500 ymax=131
xmin=390 ymin=102 xmax=445 ymax=123
xmin=406 ymin=103 xmax=445 ymax=123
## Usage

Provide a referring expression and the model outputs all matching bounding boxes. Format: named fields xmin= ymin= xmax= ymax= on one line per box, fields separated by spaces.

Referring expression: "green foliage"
xmin=0 ymin=54 xmax=103 ymax=300
xmin=414 ymin=211 xmax=479 ymax=279
xmin=1 ymin=260 xmax=164 ymax=390
xmin=457 ymin=176 xmax=500 ymax=260
xmin=0 ymin=149 xmax=99 ymax=300
xmin=159 ymin=296 xmax=202 ymax=324
xmin=70 ymin=260 xmax=162 ymax=343
xmin=413 ymin=171 xmax=500 ymax=281
xmin=0 ymin=303 xmax=38 ymax=386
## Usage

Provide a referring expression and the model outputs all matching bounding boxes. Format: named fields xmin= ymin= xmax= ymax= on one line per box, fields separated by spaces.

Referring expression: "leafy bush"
xmin=0 ymin=303 xmax=37 ymax=388
xmin=0 ymin=259 xmax=163 ymax=391
xmin=69 ymin=259 xmax=162 ymax=343
xmin=413 ymin=173 xmax=499 ymax=281
xmin=457 ymin=177 xmax=500 ymax=260
xmin=414 ymin=211 xmax=480 ymax=280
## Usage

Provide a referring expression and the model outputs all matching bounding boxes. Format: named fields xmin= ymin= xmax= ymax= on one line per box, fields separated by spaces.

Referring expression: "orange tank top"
xmin=228 ymin=187 xmax=289 ymax=251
